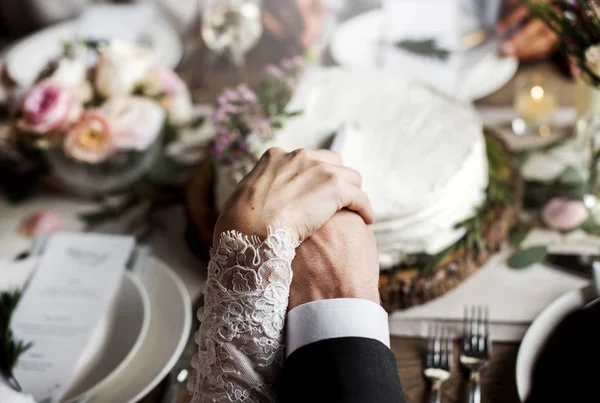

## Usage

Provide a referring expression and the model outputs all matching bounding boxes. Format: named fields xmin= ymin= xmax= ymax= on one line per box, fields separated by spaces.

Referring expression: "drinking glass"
xmin=512 ymin=72 xmax=558 ymax=137
xmin=201 ymin=0 xmax=263 ymax=82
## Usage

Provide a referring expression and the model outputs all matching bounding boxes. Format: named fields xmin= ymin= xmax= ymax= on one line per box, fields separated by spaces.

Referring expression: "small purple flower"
xmin=280 ymin=56 xmax=304 ymax=70
xmin=212 ymin=106 xmax=229 ymax=126
xmin=265 ymin=64 xmax=284 ymax=79
xmin=217 ymin=89 xmax=239 ymax=105
xmin=223 ymin=103 xmax=240 ymax=114
xmin=210 ymin=130 xmax=236 ymax=160
xmin=238 ymin=85 xmax=258 ymax=103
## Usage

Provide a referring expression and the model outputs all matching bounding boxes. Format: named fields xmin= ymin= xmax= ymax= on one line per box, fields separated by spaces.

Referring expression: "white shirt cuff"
xmin=285 ymin=298 xmax=390 ymax=358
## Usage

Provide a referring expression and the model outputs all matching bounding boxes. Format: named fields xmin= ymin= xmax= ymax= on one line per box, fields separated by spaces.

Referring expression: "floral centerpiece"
xmin=5 ymin=39 xmax=196 ymax=196
xmin=206 ymin=57 xmax=304 ymax=207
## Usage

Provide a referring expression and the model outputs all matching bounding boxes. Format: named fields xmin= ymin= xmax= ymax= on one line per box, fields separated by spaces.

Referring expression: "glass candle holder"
xmin=512 ymin=72 xmax=558 ymax=137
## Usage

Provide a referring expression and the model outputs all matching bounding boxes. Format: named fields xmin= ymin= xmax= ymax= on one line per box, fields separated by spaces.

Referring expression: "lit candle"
xmin=515 ymin=84 xmax=557 ymax=125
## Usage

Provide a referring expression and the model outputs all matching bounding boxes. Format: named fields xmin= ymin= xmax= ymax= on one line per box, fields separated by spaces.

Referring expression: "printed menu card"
xmin=10 ymin=233 xmax=134 ymax=402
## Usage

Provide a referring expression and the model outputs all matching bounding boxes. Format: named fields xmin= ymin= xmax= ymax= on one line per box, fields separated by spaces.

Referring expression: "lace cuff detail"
xmin=189 ymin=224 xmax=298 ymax=403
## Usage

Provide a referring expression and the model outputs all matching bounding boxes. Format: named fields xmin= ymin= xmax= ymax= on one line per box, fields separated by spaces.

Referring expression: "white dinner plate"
xmin=3 ymin=15 xmax=182 ymax=88
xmin=516 ymin=285 xmax=597 ymax=401
xmin=0 ymin=258 xmax=151 ymax=403
xmin=329 ymin=10 xmax=518 ymax=101
xmin=87 ymin=256 xmax=192 ymax=403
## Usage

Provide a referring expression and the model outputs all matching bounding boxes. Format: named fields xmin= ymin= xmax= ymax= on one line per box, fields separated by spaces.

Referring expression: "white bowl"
xmin=516 ymin=285 xmax=596 ymax=401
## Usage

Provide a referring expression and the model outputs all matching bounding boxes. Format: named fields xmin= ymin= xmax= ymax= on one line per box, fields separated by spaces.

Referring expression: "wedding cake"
xmin=215 ymin=68 xmax=488 ymax=268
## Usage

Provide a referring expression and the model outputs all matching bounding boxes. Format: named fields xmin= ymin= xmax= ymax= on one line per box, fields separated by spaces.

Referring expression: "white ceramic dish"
xmin=3 ymin=15 xmax=181 ymax=88
xmin=87 ymin=256 xmax=192 ymax=403
xmin=329 ymin=10 xmax=518 ymax=101
xmin=516 ymin=285 xmax=596 ymax=401
xmin=0 ymin=258 xmax=151 ymax=403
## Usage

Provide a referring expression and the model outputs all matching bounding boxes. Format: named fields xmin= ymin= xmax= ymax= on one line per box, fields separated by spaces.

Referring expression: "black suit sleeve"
xmin=276 ymin=337 xmax=405 ymax=403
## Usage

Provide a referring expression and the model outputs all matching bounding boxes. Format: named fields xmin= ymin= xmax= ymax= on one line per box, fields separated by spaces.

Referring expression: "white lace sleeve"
xmin=188 ymin=224 xmax=298 ymax=403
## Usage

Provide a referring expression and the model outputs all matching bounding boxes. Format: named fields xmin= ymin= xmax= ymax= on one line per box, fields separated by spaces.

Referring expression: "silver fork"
xmin=460 ymin=306 xmax=491 ymax=403
xmin=424 ymin=323 xmax=453 ymax=403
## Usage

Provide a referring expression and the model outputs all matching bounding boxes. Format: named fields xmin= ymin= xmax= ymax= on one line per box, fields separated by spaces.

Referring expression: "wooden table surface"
xmin=392 ymin=339 xmax=520 ymax=403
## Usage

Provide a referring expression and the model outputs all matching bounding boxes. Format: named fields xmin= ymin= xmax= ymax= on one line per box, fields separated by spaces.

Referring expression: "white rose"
xmin=102 ymin=96 xmax=165 ymax=151
xmin=95 ymin=41 xmax=153 ymax=98
xmin=165 ymin=87 xmax=195 ymax=126
xmin=45 ymin=57 xmax=93 ymax=103
xmin=145 ymin=65 xmax=194 ymax=126
xmin=586 ymin=44 xmax=600 ymax=77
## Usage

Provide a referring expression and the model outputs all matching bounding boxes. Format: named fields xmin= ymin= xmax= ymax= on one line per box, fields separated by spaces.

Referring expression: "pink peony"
xmin=19 ymin=210 xmax=64 ymax=238
xmin=64 ymin=109 xmax=116 ymax=163
xmin=542 ymin=198 xmax=589 ymax=231
xmin=102 ymin=96 xmax=165 ymax=151
xmin=18 ymin=83 xmax=81 ymax=135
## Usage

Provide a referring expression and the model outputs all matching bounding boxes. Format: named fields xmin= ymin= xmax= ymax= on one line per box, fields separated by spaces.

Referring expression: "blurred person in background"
xmin=497 ymin=0 xmax=559 ymax=61
xmin=0 ymin=0 xmax=559 ymax=61
xmin=0 ymin=0 xmax=327 ymax=52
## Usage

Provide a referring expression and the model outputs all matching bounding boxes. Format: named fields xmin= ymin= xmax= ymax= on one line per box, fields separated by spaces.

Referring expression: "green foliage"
xmin=486 ymin=138 xmax=516 ymax=206
xmin=507 ymin=246 xmax=548 ymax=269
xmin=528 ymin=0 xmax=600 ymax=85
xmin=524 ymin=166 xmax=587 ymax=208
xmin=510 ymin=223 xmax=532 ymax=248
xmin=0 ymin=290 xmax=32 ymax=381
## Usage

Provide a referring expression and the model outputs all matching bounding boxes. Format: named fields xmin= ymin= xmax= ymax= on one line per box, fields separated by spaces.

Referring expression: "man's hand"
xmin=262 ymin=0 xmax=326 ymax=50
xmin=497 ymin=5 xmax=559 ymax=60
xmin=289 ymin=210 xmax=380 ymax=310
xmin=214 ymin=148 xmax=374 ymax=246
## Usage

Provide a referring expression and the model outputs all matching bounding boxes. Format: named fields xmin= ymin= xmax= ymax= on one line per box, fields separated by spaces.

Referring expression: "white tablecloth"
xmin=0 ymin=196 xmax=206 ymax=301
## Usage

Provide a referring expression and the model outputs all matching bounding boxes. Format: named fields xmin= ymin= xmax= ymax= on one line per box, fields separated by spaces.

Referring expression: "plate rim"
xmin=128 ymin=256 xmax=192 ymax=403
xmin=515 ymin=285 xmax=595 ymax=401
xmin=65 ymin=271 xmax=152 ymax=402
xmin=85 ymin=256 xmax=192 ymax=403
xmin=3 ymin=16 xmax=182 ymax=88
xmin=329 ymin=9 xmax=518 ymax=101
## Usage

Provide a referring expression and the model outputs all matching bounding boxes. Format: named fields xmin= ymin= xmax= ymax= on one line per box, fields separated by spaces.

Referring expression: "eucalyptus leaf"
xmin=507 ymin=246 xmax=548 ymax=269
xmin=509 ymin=226 xmax=530 ymax=247
xmin=581 ymin=217 xmax=600 ymax=236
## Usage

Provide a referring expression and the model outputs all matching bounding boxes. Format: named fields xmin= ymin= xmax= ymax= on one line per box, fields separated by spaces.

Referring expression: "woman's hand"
xmin=214 ymin=147 xmax=374 ymax=245
xmin=497 ymin=5 xmax=559 ymax=61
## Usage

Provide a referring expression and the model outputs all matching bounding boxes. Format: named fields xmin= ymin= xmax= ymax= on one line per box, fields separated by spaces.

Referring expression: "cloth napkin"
xmin=389 ymin=247 xmax=589 ymax=342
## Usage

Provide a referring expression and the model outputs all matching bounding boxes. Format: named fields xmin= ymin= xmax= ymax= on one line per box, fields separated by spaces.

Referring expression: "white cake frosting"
xmin=215 ymin=67 xmax=488 ymax=268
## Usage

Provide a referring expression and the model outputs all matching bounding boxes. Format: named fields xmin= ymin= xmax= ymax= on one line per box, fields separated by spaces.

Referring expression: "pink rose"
xmin=64 ymin=109 xmax=116 ymax=163
xmin=542 ymin=198 xmax=589 ymax=231
xmin=145 ymin=65 xmax=194 ymax=126
xmin=18 ymin=83 xmax=81 ymax=135
xmin=102 ymin=96 xmax=165 ymax=151
xmin=19 ymin=210 xmax=64 ymax=238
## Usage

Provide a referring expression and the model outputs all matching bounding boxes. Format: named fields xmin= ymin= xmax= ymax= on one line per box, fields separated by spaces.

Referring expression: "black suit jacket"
xmin=276 ymin=337 xmax=405 ymax=403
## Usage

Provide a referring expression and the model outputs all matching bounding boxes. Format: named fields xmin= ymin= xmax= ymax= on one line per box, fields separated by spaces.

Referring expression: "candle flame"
xmin=531 ymin=86 xmax=544 ymax=100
